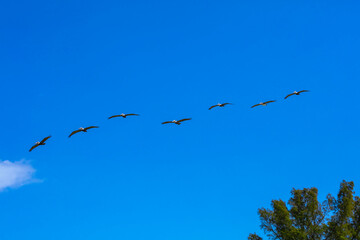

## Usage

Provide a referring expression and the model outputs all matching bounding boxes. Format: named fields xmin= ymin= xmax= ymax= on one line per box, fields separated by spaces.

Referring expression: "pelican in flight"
xmin=108 ymin=113 xmax=139 ymax=119
xmin=29 ymin=136 xmax=51 ymax=152
xmin=251 ymin=100 xmax=276 ymax=108
xmin=208 ymin=103 xmax=232 ymax=110
xmin=284 ymin=90 xmax=309 ymax=99
xmin=68 ymin=126 xmax=99 ymax=138
xmin=162 ymin=118 xmax=192 ymax=125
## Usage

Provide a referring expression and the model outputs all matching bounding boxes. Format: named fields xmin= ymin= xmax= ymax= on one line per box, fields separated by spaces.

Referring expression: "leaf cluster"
xmin=248 ymin=181 xmax=360 ymax=240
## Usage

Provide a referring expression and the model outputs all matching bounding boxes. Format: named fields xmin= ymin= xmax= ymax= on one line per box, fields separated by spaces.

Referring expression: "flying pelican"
xmin=162 ymin=118 xmax=192 ymax=125
xmin=108 ymin=113 xmax=139 ymax=119
xmin=68 ymin=126 xmax=99 ymax=138
xmin=251 ymin=100 xmax=276 ymax=108
xmin=29 ymin=136 xmax=51 ymax=152
xmin=208 ymin=103 xmax=232 ymax=110
xmin=284 ymin=90 xmax=309 ymax=99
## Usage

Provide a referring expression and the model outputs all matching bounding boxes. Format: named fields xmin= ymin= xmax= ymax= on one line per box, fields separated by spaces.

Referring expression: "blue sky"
xmin=0 ymin=1 xmax=360 ymax=239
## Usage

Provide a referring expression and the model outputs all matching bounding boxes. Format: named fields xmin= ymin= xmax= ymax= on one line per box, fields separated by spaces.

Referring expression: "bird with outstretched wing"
xmin=162 ymin=118 xmax=192 ymax=125
xmin=251 ymin=100 xmax=276 ymax=108
xmin=284 ymin=90 xmax=309 ymax=99
xmin=29 ymin=135 xmax=51 ymax=152
xmin=68 ymin=126 xmax=99 ymax=138
xmin=108 ymin=113 xmax=140 ymax=119
xmin=208 ymin=103 xmax=232 ymax=110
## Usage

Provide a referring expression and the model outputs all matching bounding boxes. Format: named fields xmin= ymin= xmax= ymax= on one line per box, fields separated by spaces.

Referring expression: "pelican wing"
xmin=108 ymin=115 xmax=122 ymax=119
xmin=251 ymin=103 xmax=261 ymax=108
xmin=284 ymin=93 xmax=295 ymax=99
xmin=68 ymin=129 xmax=82 ymax=138
xmin=264 ymin=100 xmax=276 ymax=104
xmin=40 ymin=135 xmax=51 ymax=144
xmin=29 ymin=144 xmax=39 ymax=152
xmin=178 ymin=118 xmax=191 ymax=123
xmin=222 ymin=103 xmax=232 ymax=106
xmin=298 ymin=90 xmax=310 ymax=94
xmin=162 ymin=121 xmax=173 ymax=124
xmin=208 ymin=105 xmax=218 ymax=110
xmin=84 ymin=126 xmax=99 ymax=131
xmin=125 ymin=113 xmax=139 ymax=117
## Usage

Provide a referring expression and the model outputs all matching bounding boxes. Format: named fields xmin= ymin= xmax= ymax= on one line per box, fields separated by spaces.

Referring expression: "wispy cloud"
xmin=0 ymin=160 xmax=38 ymax=191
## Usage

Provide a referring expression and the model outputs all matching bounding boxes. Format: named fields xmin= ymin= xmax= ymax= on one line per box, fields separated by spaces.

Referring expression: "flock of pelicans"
xmin=28 ymin=90 xmax=309 ymax=152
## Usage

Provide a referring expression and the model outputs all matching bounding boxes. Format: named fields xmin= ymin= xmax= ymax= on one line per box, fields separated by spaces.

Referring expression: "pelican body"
xmin=38 ymin=141 xmax=46 ymax=146
xmin=208 ymin=102 xmax=232 ymax=110
xmin=251 ymin=100 xmax=276 ymax=108
xmin=162 ymin=118 xmax=192 ymax=125
xmin=29 ymin=136 xmax=51 ymax=152
xmin=108 ymin=113 xmax=140 ymax=119
xmin=284 ymin=90 xmax=309 ymax=99
xmin=68 ymin=126 xmax=99 ymax=138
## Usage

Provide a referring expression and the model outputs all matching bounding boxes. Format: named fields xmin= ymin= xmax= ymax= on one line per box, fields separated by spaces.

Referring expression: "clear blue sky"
xmin=0 ymin=1 xmax=359 ymax=239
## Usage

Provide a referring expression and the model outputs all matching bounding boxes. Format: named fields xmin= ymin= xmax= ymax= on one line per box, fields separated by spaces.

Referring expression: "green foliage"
xmin=248 ymin=181 xmax=360 ymax=240
xmin=248 ymin=233 xmax=263 ymax=240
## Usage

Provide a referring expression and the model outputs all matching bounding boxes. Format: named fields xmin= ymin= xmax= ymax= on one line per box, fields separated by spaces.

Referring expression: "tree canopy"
xmin=248 ymin=180 xmax=360 ymax=240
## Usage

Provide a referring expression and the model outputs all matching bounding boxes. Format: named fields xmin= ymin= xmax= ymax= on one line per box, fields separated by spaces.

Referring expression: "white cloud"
xmin=0 ymin=160 xmax=38 ymax=191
